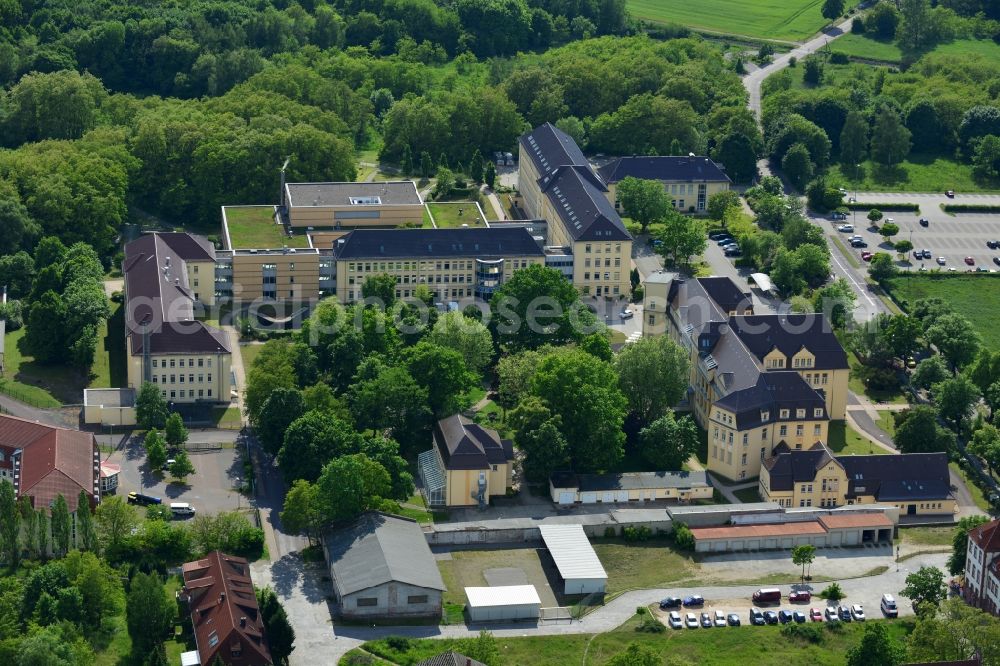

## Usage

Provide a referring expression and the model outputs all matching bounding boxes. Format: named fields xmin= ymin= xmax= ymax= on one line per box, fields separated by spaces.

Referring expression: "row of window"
xmin=583 ymin=243 xmax=622 ymax=254
xmin=804 ymin=372 xmax=830 ymax=386
xmin=160 ymin=389 xmax=213 ymax=399
xmin=711 ymin=423 xmax=823 ymax=444
xmin=711 ymin=445 xmax=767 ymax=466
xmin=152 ymin=358 xmax=212 ymax=368
xmin=348 ymin=287 xmax=473 ymax=301
xmin=792 ymin=357 xmax=815 ymax=368
xmin=584 ymin=258 xmax=621 ymax=268
xmin=715 ymin=407 xmax=824 ymax=424
xmin=348 ymin=260 xmax=532 ymax=272
xmin=152 ymin=374 xmax=213 ymax=384
xmin=349 ymin=274 xmax=475 ymax=286
xmin=356 ymin=594 xmax=428 ymax=607
xmin=582 ymin=272 xmax=620 ymax=282
xmin=591 ymin=285 xmax=621 ymax=296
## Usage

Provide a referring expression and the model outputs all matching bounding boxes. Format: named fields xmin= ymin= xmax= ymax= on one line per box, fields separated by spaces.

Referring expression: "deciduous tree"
xmin=902 ymin=566 xmax=946 ymax=617
xmin=0 ymin=480 xmax=19 ymax=569
xmin=616 ymin=177 xmax=671 ymax=232
xmin=654 ymin=210 xmax=707 ymax=266
xmin=615 ymin=336 xmax=690 ymax=424
xmin=871 ymin=107 xmax=912 ymax=167
xmin=50 ymin=494 xmax=70 ymax=557
xmin=926 ymin=313 xmax=981 ymax=369
xmin=510 ymin=398 xmax=569 ymax=483
xmin=846 ymin=622 xmax=905 ymax=666
xmin=164 ymin=413 xmax=188 ymax=449
xmin=136 ymin=382 xmax=169 ymax=430
xmin=257 ymin=388 xmax=306 ymax=457
xmin=429 ymin=310 xmax=494 ymax=374
xmin=948 ymin=515 xmax=990 ymax=575
xmin=315 ymin=454 xmax=392 ymax=523
xmin=126 ymin=572 xmax=173 ymax=658
xmin=638 ymin=411 xmax=699 ymax=470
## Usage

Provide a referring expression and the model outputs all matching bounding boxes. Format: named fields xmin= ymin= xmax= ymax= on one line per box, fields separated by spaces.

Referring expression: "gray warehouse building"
xmin=322 ymin=512 xmax=446 ymax=620
xmin=465 ymin=585 xmax=541 ymax=623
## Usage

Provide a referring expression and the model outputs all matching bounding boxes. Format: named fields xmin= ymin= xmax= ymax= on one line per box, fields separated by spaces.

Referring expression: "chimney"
xmin=240 ymin=616 xmax=246 ymax=627
xmin=219 ymin=593 xmax=225 ymax=604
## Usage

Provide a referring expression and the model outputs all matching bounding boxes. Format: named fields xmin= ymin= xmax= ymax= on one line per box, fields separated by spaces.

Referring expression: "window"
xmin=814 ymin=408 xmax=823 ymax=417
xmin=169 ymin=359 xmax=175 ymax=368
xmin=407 ymin=595 xmax=428 ymax=604
xmin=208 ymin=632 xmax=219 ymax=648
xmin=814 ymin=424 xmax=821 ymax=436
xmin=189 ymin=374 xmax=194 ymax=383
xmin=208 ymin=374 xmax=212 ymax=382
xmin=796 ymin=409 xmax=805 ymax=418
xmin=760 ymin=447 xmax=766 ymax=461
xmin=760 ymin=410 xmax=769 ymax=422
xmin=741 ymin=453 xmax=747 ymax=465
xmin=742 ymin=433 xmax=748 ymax=445
xmin=170 ymin=375 xmax=176 ymax=383
xmin=179 ymin=359 xmax=185 ymax=368
xmin=796 ymin=425 xmax=803 ymax=436
xmin=152 ymin=360 xmax=158 ymax=368
xmin=821 ymin=373 xmax=828 ymax=385
xmin=357 ymin=598 xmax=378 ymax=607
xmin=761 ymin=428 xmax=768 ymax=439
xmin=779 ymin=409 xmax=789 ymax=419
xmin=779 ymin=425 xmax=787 ymax=437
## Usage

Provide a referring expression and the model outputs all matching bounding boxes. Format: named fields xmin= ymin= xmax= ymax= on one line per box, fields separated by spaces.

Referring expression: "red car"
xmin=789 ymin=591 xmax=811 ymax=603
xmin=810 ymin=608 xmax=824 ymax=622
xmin=965 ymin=256 xmax=975 ymax=266
xmin=861 ymin=251 xmax=873 ymax=261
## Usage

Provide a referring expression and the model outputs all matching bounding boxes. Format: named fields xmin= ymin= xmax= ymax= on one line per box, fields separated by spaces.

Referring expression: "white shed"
xmin=465 ymin=585 xmax=541 ymax=622
xmin=538 ymin=524 xmax=608 ymax=595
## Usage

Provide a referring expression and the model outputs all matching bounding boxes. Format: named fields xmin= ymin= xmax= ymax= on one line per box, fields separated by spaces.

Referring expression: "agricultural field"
xmin=831 ymin=34 xmax=1000 ymax=64
xmin=626 ymin=0 xmax=858 ymax=41
xmin=886 ymin=274 xmax=1000 ymax=350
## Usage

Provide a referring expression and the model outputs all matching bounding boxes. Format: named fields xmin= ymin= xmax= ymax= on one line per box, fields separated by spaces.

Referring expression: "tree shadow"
xmin=870 ymin=164 xmax=909 ymax=187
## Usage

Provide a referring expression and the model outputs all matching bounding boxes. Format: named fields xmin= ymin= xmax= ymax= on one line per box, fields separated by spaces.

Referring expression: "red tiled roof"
xmin=182 ymin=551 xmax=272 ymax=666
xmin=969 ymin=518 xmax=1000 ymax=553
xmin=0 ymin=415 xmax=97 ymax=512
xmin=690 ymin=521 xmax=828 ymax=541
xmin=818 ymin=513 xmax=893 ymax=530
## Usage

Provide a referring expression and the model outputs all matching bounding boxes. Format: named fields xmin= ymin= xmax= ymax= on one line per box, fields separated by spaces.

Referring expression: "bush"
xmin=855 ymin=364 xmax=900 ymax=391
xmin=820 ymin=583 xmax=845 ymax=600
xmin=781 ymin=623 xmax=824 ymax=643
xmin=635 ymin=610 xmax=666 ymax=633
xmin=845 ymin=201 xmax=920 ymax=212
xmin=623 ymin=525 xmax=652 ymax=542
xmin=942 ymin=204 xmax=1000 ymax=213
xmin=631 ymin=284 xmax=644 ymax=303
xmin=635 ymin=606 xmax=648 ymax=616
xmin=385 ymin=636 xmax=411 ymax=651
xmin=604 ymin=526 xmax=618 ymax=538
xmin=672 ymin=522 xmax=695 ymax=551
xmin=851 ymin=17 xmax=865 ymax=34
xmin=830 ymin=52 xmax=849 ymax=65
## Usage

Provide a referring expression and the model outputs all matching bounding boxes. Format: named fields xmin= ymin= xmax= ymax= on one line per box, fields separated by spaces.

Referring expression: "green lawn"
xmin=351 ymin=617 xmax=912 ymax=666
xmin=847 ymin=351 xmax=909 ymax=404
xmin=88 ymin=301 xmax=127 ymax=390
xmin=886 ymin=274 xmax=1000 ymax=350
xmin=875 ymin=410 xmax=896 ymax=439
xmin=223 ymin=206 xmax=310 ymax=249
xmin=950 ymin=461 xmax=992 ymax=512
xmin=239 ymin=343 xmax=265 ymax=371
xmin=593 ymin=538 xmax=699 ymax=596
xmin=831 ymin=33 xmax=1000 ymax=64
xmin=426 ymin=202 xmax=486 ymax=228
xmin=828 ymin=421 xmax=880 ymax=456
xmin=626 ymin=0 xmax=859 ymax=41
xmin=825 ymin=154 xmax=1000 ymax=194
xmin=211 ymin=405 xmax=242 ymax=428
xmin=394 ymin=494 xmax=449 ymax=524
xmin=898 ymin=525 xmax=954 ymax=547
xmin=733 ymin=486 xmax=762 ymax=503
xmin=1 ymin=327 xmax=80 ymax=407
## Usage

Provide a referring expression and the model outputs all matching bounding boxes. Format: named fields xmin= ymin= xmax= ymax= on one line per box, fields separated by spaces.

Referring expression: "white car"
xmin=837 ymin=224 xmax=854 ymax=232
xmin=668 ymin=611 xmax=683 ymax=629
xmin=825 ymin=606 xmax=839 ymax=622
xmin=685 ymin=612 xmax=699 ymax=628
xmin=851 ymin=604 xmax=866 ymax=621
xmin=714 ymin=610 xmax=727 ymax=627
xmin=937 ymin=256 xmax=946 ymax=265
xmin=620 ymin=309 xmax=634 ymax=320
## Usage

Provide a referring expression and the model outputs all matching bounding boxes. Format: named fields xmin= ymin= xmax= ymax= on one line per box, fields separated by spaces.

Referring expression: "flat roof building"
xmin=465 ymin=585 xmax=541 ymax=623
xmin=538 ymin=524 xmax=607 ymax=595
xmin=690 ymin=512 xmax=894 ymax=552
xmin=283 ymin=181 xmax=424 ymax=229
xmin=549 ymin=470 xmax=712 ymax=505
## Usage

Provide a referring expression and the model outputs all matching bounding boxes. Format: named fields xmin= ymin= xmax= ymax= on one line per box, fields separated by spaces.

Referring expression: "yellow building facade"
xmin=597 ymin=156 xmax=732 ymax=215
xmin=285 ymin=181 xmax=425 ymax=229
xmin=419 ymin=415 xmax=514 ymax=508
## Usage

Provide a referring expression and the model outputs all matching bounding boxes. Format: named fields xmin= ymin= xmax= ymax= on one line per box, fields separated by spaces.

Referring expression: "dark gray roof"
xmin=714 ymin=372 xmax=827 ymax=429
xmin=417 ymin=652 xmax=486 ymax=666
xmin=333 ymin=228 xmax=543 ymax=260
xmin=323 ymin=512 xmax=445 ymax=597
xmin=551 ymin=470 xmax=711 ymax=492
xmin=434 ymin=415 xmax=513 ymax=471
xmin=728 ymin=314 xmax=849 ymax=370
xmin=153 ymin=232 xmax=216 ymax=261
xmin=285 ymin=181 xmax=421 ymax=207
xmin=597 ymin=156 xmax=731 ymax=184
xmin=699 ymin=277 xmax=753 ymax=315
xmin=519 ymin=123 xmax=589 ymax=177
xmin=537 ymin=165 xmax=631 ymax=242
xmin=763 ymin=443 xmax=838 ymax=492
xmin=130 ymin=321 xmax=230 ymax=356
xmin=840 ymin=453 xmax=952 ymax=502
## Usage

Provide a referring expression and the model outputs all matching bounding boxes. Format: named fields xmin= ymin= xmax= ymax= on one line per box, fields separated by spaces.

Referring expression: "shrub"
xmin=604 ymin=526 xmax=618 ymax=538
xmin=781 ymin=622 xmax=824 ymax=643
xmin=635 ymin=606 xmax=647 ymax=616
xmin=845 ymin=201 xmax=920 ymax=212
xmin=855 ymin=364 xmax=900 ymax=391
xmin=830 ymin=52 xmax=849 ymax=65
xmin=673 ymin=522 xmax=695 ymax=551
xmin=942 ymin=204 xmax=1000 ymax=214
xmin=385 ymin=636 xmax=412 ymax=651
xmin=623 ymin=525 xmax=652 ymax=542
xmin=851 ymin=17 xmax=864 ymax=34
xmin=820 ymin=582 xmax=845 ymax=600
xmin=636 ymin=612 xmax=666 ymax=633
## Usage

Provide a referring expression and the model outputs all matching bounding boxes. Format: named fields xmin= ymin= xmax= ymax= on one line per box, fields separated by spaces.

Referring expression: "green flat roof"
xmin=223 ymin=206 xmax=310 ymax=250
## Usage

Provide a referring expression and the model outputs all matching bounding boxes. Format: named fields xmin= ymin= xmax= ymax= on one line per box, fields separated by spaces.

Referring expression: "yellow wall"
xmin=518 ymin=155 xmax=543 ymax=220
xmin=607 ymin=180 xmax=729 ymax=214
xmin=289 ymin=204 xmax=425 ymax=228
xmin=230 ymin=252 xmax=320 ymax=302
xmin=445 ymin=463 xmax=512 ymax=507
xmin=186 ymin=260 xmax=216 ymax=306
xmin=126 ymin=342 xmax=232 ymax=404
xmin=641 ymin=280 xmax=671 ymax=337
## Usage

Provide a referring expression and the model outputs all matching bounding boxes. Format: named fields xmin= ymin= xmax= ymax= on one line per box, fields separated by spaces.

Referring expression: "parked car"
xmin=880 ymin=594 xmax=898 ymax=618
xmin=709 ymin=232 xmax=729 ymax=241
xmin=162 ymin=458 xmax=176 ymax=471
xmin=825 ymin=607 xmax=839 ymax=622
xmin=978 ymin=267 xmax=990 ymax=273
xmin=169 ymin=502 xmax=195 ymax=517
xmin=839 ymin=605 xmax=853 ymax=621
xmin=127 ymin=492 xmax=161 ymax=506
xmin=913 ymin=249 xmax=924 ymax=260
xmin=992 ymin=256 xmax=1000 ymax=267
xmin=778 ymin=610 xmax=794 ymax=624
xmin=884 ymin=217 xmax=895 ymax=224
xmin=907 ymin=356 xmax=917 ymax=368
xmin=685 ymin=612 xmax=699 ymax=628
xmin=715 ymin=237 xmax=734 ymax=246
xmin=763 ymin=610 xmax=779 ymax=625
xmin=620 ymin=309 xmax=633 ymax=320
xmin=683 ymin=595 xmax=704 ymax=607
xmin=965 ymin=256 xmax=976 ymax=265
xmin=810 ymin=608 xmax=824 ymax=622
xmin=919 ymin=218 xmax=929 ymax=226
xmin=937 ymin=256 xmax=947 ymax=265
xmin=660 ymin=597 xmax=682 ymax=609
xmin=861 ymin=251 xmax=873 ymax=261
xmin=724 ymin=245 xmax=742 ymax=256
xmin=714 ymin=610 xmax=727 ymax=627
xmin=789 ymin=590 xmax=811 ymax=603
xmin=946 ymin=190 xmax=955 ymax=198
xmin=837 ymin=224 xmax=854 ymax=232
xmin=851 ymin=604 xmax=866 ymax=621
xmin=668 ymin=611 xmax=683 ymax=629
xmin=727 ymin=613 xmax=741 ymax=626
xmin=988 ymin=240 xmax=998 ymax=249
xmin=753 ymin=588 xmax=782 ymax=604
xmin=921 ymin=249 xmax=932 ymax=259
xmin=851 ymin=239 xmax=868 ymax=248
xmin=700 ymin=612 xmax=713 ymax=628
xmin=793 ymin=611 xmax=807 ymax=623
xmin=749 ymin=608 xmax=765 ymax=625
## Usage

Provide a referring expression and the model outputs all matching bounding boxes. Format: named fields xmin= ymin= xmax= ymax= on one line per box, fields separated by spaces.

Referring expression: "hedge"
xmin=942 ymin=204 xmax=1000 ymax=214
xmin=845 ymin=202 xmax=920 ymax=212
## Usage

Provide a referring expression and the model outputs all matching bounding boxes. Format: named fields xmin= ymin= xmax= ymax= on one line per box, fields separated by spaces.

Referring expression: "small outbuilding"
xmin=465 ymin=585 xmax=541 ymax=622
xmin=538 ymin=524 xmax=607 ymax=595
xmin=549 ymin=470 xmax=712 ymax=504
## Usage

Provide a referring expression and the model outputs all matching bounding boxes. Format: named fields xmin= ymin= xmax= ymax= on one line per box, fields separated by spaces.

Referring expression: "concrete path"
xmin=482 ymin=186 xmax=506 ymax=220
xmin=0 ymin=394 xmax=75 ymax=427
xmin=223 ymin=325 xmax=247 ymax=424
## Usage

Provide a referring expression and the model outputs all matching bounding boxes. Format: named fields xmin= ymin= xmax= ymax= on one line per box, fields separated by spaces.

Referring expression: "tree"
xmin=348 ymin=366 xmax=432 ymax=455
xmin=926 ymin=313 xmax=981 ymax=369
xmin=902 ymin=566 xmax=946 ymax=616
xmin=420 ymin=151 xmax=434 ymax=178
xmin=960 ymin=106 xmax=1000 ymax=150
xmin=605 ymin=643 xmax=659 ymax=666
xmin=898 ymin=0 xmax=934 ymax=51
xmin=0 ymin=480 xmax=19 ymax=569
xmin=912 ymin=356 xmax=950 ymax=390
xmin=257 ymin=388 xmax=306 ymax=457
xmin=463 ymin=630 xmax=502 ymax=666
xmin=24 ymin=291 xmax=66 ymax=363
xmin=802 ymin=57 xmax=824 ymax=86
xmin=884 ymin=314 xmax=921 ymax=360
xmin=654 ymin=211 xmax=707 ymax=266
xmin=638 ymin=411 xmax=699 ymax=470
xmin=894 ymin=406 xmax=955 ymax=453
xmin=908 ymin=598 xmax=1000 ymax=664
xmin=169 ymin=450 xmax=195 ymax=481
xmin=531 ymin=349 xmax=628 ymax=471
xmin=707 ymin=190 xmax=741 ymax=222
xmin=428 ymin=311 xmax=494 ymax=375
xmin=402 ymin=341 xmax=475 ymax=416
xmin=870 ymin=107 xmax=912 ymax=167
xmin=145 ymin=430 xmax=168 ymax=472
xmin=485 ymin=161 xmax=496 ymax=188
xmin=496 ymin=348 xmax=549 ymax=413
xmin=126 ymin=572 xmax=173 ymax=657
xmin=361 ymin=436 xmax=414 ymax=501
xmin=278 ymin=411 xmax=362 ymax=484
xmin=615 ymin=336 xmax=690 ymax=424
xmin=164 ymin=413 xmax=188 ymax=449
xmin=257 ymin=587 xmax=295 ymax=665
xmin=36 ymin=509 xmax=48 ymax=560
xmin=879 ymin=223 xmax=900 ymax=244
xmin=510 ymin=398 xmax=569 ymax=483
xmin=867 ymin=209 xmax=883 ymax=225
xmin=315 ymin=454 xmax=392 ymax=524
xmin=894 ymin=239 xmax=913 ymax=258
xmin=616 ymin=177 xmax=671 ymax=232
xmin=868 ymin=253 xmax=897 ymax=282
xmin=50 ymin=494 xmax=70 ymax=557
xmin=972 ymin=135 xmax=1000 ymax=179
xmin=361 ymin=273 xmax=397 ymax=307
xmin=846 ymin=622 xmax=905 ymax=666
xmin=713 ymin=130 xmax=759 ymax=183
xmin=813 ymin=278 xmax=857 ymax=329
xmin=948 ymin=515 xmax=990 ymax=575
xmin=866 ymin=1 xmax=900 ymax=38
xmin=822 ymin=0 xmax=845 ymax=20
xmin=792 ymin=544 xmax=817 ymax=583
xmin=94 ymin=496 xmax=138 ymax=554
xmin=840 ymin=110 xmax=869 ymax=166
xmin=820 ymin=582 xmax=845 ymax=601
xmin=782 ymin=142 xmax=814 ymax=190
xmin=936 ymin=375 xmax=981 ymax=427
xmin=0 ymin=251 xmax=35 ymax=299
xmin=281 ymin=480 xmax=321 ymax=544
xmin=136 ymin=382 xmax=168 ymax=430
xmin=971 ymin=424 xmax=1000 ymax=478
xmin=189 ymin=512 xmax=262 ymax=557
xmin=491 ymin=265 xmax=595 ymax=350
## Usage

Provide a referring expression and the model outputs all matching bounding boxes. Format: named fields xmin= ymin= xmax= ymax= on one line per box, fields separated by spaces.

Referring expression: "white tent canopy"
xmin=749 ymin=273 xmax=775 ymax=293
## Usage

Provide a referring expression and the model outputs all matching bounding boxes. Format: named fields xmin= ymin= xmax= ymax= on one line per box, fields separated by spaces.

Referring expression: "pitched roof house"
xmin=181 ymin=551 xmax=273 ymax=666
xmin=418 ymin=415 xmax=515 ymax=507
xmin=965 ymin=518 xmax=1000 ymax=615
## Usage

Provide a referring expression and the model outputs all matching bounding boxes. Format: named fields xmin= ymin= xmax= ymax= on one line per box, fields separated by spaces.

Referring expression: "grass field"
xmin=831 ymin=34 xmax=1000 ymax=64
xmin=951 ymin=461 xmax=992 ymax=512
xmin=898 ymin=525 xmax=954 ymax=547
xmin=239 ymin=343 xmax=265 ymax=371
xmin=223 ymin=206 xmax=310 ymax=249
xmin=825 ymin=154 xmax=1000 ymax=194
xmin=886 ymin=274 xmax=1000 ymax=350
xmin=847 ymin=352 xmax=909 ymax=404
xmin=88 ymin=301 xmax=127 ymax=390
xmin=435 ymin=547 xmax=560 ymax=607
xmin=627 ymin=0 xmax=858 ymax=41
xmin=426 ymin=202 xmax=486 ymax=228
xmin=828 ymin=421 xmax=880 ymax=456
xmin=592 ymin=538 xmax=698 ymax=596
xmin=350 ymin=616 xmax=913 ymax=666
xmin=1 ymin=327 xmax=82 ymax=407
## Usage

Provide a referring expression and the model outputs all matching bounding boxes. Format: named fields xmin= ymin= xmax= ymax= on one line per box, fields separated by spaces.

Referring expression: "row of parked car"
xmin=709 ymin=232 xmax=742 ymax=257
xmin=658 ymin=591 xmax=899 ymax=629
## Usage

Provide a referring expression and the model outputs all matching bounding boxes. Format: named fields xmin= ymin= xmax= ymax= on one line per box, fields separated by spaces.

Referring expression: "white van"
xmin=880 ymin=593 xmax=897 ymax=618
xmin=170 ymin=502 xmax=195 ymax=517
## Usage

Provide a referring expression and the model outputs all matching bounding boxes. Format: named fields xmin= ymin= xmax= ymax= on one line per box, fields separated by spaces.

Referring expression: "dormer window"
xmin=814 ymin=408 xmax=823 ymax=417
xmin=760 ymin=410 xmax=770 ymax=422
xmin=796 ymin=409 xmax=805 ymax=418
xmin=779 ymin=409 xmax=790 ymax=419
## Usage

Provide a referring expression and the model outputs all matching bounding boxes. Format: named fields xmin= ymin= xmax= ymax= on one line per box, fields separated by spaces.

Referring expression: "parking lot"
xmin=105 ymin=429 xmax=246 ymax=515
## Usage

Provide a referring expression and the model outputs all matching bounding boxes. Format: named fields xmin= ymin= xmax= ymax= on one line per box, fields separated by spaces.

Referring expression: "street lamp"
xmin=234 ymin=476 xmax=241 ymax=510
